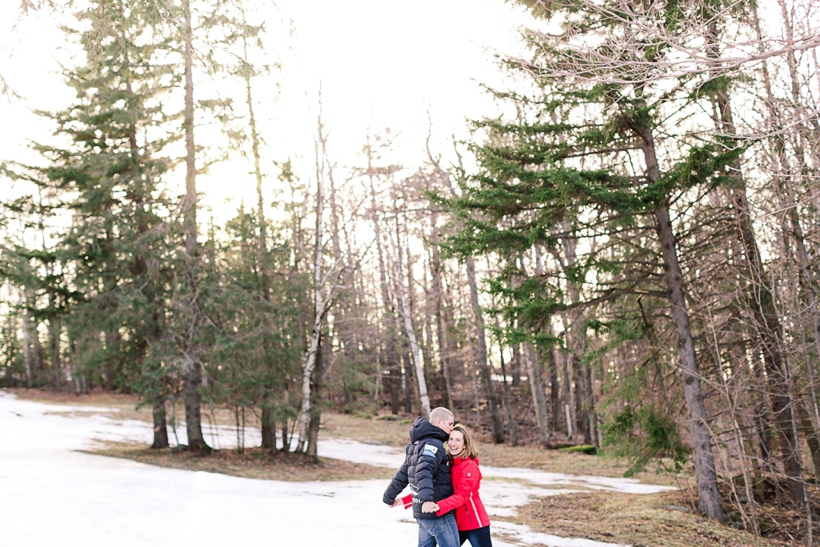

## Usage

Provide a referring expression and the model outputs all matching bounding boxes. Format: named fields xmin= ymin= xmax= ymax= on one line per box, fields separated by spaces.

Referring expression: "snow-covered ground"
xmin=0 ymin=391 xmax=673 ymax=547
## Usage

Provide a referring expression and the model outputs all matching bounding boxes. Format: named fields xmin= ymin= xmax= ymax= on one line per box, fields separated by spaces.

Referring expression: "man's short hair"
xmin=429 ymin=407 xmax=453 ymax=426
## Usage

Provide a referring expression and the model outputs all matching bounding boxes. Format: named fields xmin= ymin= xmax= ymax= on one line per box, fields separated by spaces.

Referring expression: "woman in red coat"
xmin=431 ymin=424 xmax=493 ymax=547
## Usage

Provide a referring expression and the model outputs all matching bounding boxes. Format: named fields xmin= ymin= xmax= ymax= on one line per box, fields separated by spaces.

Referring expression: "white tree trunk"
xmin=296 ymin=311 xmax=323 ymax=452
xmin=296 ymin=106 xmax=327 ymax=453
xmin=387 ymin=231 xmax=430 ymax=417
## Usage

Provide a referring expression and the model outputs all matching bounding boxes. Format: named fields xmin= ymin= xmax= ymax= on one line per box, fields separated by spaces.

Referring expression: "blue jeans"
xmin=459 ymin=526 xmax=493 ymax=547
xmin=417 ymin=512 xmax=459 ymax=547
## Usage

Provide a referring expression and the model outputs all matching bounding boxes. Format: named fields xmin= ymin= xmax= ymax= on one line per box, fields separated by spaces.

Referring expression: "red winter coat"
xmin=435 ymin=457 xmax=490 ymax=531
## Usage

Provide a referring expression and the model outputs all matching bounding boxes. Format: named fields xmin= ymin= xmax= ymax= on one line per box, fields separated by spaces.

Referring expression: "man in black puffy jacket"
xmin=383 ymin=407 xmax=459 ymax=547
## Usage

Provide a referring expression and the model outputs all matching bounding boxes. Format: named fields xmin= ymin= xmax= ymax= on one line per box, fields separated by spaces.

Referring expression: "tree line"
xmin=2 ymin=0 xmax=820 ymax=537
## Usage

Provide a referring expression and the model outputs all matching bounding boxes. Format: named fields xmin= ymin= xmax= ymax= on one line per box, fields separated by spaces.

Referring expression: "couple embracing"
xmin=383 ymin=407 xmax=493 ymax=547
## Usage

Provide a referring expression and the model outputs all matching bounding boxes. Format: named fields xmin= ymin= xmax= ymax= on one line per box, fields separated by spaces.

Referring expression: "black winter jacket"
xmin=382 ymin=417 xmax=454 ymax=519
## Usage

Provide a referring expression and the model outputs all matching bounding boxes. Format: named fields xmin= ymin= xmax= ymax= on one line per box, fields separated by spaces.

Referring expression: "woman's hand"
xmin=421 ymin=501 xmax=440 ymax=513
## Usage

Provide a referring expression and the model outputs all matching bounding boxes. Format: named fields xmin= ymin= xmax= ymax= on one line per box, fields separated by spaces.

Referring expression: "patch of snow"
xmin=480 ymin=483 xmax=585 ymax=518
xmin=318 ymin=437 xmax=405 ymax=468
xmin=316 ymin=434 xmax=673 ymax=496
xmin=481 ymin=467 xmax=676 ymax=495
xmin=0 ymin=392 xmax=420 ymax=546
xmin=0 ymin=391 xmax=666 ymax=547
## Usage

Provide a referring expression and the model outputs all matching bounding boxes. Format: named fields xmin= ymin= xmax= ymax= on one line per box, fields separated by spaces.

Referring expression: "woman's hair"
xmin=450 ymin=424 xmax=479 ymax=459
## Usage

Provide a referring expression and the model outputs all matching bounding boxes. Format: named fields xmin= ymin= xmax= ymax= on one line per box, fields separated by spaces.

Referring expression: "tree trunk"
xmin=368 ymin=162 xmax=402 ymax=414
xmin=68 ymin=339 xmax=81 ymax=395
xmin=178 ymin=0 xmax=208 ymax=454
xmin=182 ymin=0 xmax=197 ymax=258
xmin=524 ymin=343 xmax=550 ymax=446
xmin=466 ymin=256 xmax=504 ymax=443
xmin=151 ymin=400 xmax=170 ymax=449
xmin=388 ymin=230 xmax=431 ymax=417
xmin=297 ymin=104 xmax=334 ymax=452
xmin=796 ymin=401 xmax=820 ymax=477
xmin=183 ymin=360 xmax=209 ymax=453
xmin=563 ymin=347 xmax=576 ymax=438
xmin=584 ymin=362 xmax=597 ymax=447
xmin=306 ymin=334 xmax=325 ymax=458
xmin=637 ymin=123 xmax=723 ymax=520
xmin=280 ymin=390 xmax=290 ymax=453
xmin=48 ymin=313 xmax=61 ymax=392
xmin=19 ymin=291 xmax=33 ymax=388
xmin=239 ymin=21 xmax=276 ymax=451
xmin=510 ymin=346 xmax=521 ymax=387
xmin=266 ymin=407 xmax=278 ymax=455
xmin=653 ymin=201 xmax=723 ymax=521
xmin=261 ymin=405 xmax=274 ymax=450
xmin=401 ymin=347 xmax=413 ymax=414
xmin=497 ymin=338 xmax=518 ymax=446
xmin=547 ymin=338 xmax=561 ymax=432
xmin=510 ymin=345 xmax=521 ymax=387
xmin=428 ymin=238 xmax=454 ymax=410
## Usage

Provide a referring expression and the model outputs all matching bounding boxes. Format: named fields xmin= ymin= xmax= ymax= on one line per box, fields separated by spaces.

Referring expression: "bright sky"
xmin=0 ymin=0 xmax=532 ymax=220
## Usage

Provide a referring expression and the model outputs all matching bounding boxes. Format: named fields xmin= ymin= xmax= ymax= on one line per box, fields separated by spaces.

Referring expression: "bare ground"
xmin=89 ymin=442 xmax=395 ymax=482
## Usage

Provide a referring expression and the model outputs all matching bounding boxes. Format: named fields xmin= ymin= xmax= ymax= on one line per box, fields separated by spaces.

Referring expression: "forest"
xmin=2 ymin=0 xmax=820 ymax=540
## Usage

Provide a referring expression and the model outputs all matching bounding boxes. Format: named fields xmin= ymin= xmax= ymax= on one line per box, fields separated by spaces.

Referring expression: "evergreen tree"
xmin=7 ymin=0 xmax=179 ymax=447
xmin=439 ymin=0 xmax=750 ymax=521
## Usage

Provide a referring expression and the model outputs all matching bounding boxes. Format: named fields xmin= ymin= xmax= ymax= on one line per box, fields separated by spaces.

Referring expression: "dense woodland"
xmin=2 ymin=0 xmax=820 ymax=537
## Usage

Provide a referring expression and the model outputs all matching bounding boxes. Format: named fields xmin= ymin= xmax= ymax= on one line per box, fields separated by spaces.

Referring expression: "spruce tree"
xmin=10 ymin=0 xmax=179 ymax=447
xmin=440 ymin=0 xmax=747 ymax=521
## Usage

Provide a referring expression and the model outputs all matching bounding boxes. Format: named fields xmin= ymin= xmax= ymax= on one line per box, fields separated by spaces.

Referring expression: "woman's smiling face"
xmin=448 ymin=430 xmax=465 ymax=457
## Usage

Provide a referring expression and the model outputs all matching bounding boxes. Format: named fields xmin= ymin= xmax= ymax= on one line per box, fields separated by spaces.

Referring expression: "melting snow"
xmin=0 ymin=391 xmax=670 ymax=547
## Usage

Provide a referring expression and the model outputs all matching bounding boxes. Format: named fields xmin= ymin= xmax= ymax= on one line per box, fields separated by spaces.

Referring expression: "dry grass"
xmin=319 ymin=412 xmax=415 ymax=446
xmin=512 ymin=490 xmax=791 ymax=547
xmin=91 ymin=442 xmax=395 ymax=482
xmin=7 ymin=387 xmax=153 ymax=421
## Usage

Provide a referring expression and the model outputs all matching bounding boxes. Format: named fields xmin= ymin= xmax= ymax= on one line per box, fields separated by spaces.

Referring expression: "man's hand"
xmin=421 ymin=501 xmax=440 ymax=513
xmin=390 ymin=498 xmax=402 ymax=508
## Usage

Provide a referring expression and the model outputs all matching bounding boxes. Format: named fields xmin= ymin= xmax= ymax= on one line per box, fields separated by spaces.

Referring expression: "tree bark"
xmin=296 ymin=108 xmax=329 ymax=452
xmin=466 ymin=256 xmax=504 ymax=443
xmin=388 ymin=230 xmax=431 ymax=417
xmin=306 ymin=334 xmax=325 ymax=457
xmin=547 ymin=336 xmax=561 ymax=432
xmin=493 ymin=323 xmax=518 ymax=446
xmin=524 ymin=342 xmax=550 ymax=446
xmin=637 ymin=125 xmax=723 ymax=521
xmin=19 ymin=291 xmax=33 ymax=388
xmin=48 ymin=312 xmax=61 ymax=391
xmin=178 ymin=0 xmax=209 ymax=454
xmin=151 ymin=400 xmax=170 ymax=449
xmin=428 ymin=237 xmax=455 ymax=410
xmin=182 ymin=359 xmax=209 ymax=452
xmin=367 ymin=151 xmax=402 ymax=414
xmin=654 ymin=202 xmax=723 ymax=520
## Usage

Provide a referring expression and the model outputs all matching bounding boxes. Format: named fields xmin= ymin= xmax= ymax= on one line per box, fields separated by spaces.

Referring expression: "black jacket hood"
xmin=409 ymin=416 xmax=449 ymax=444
